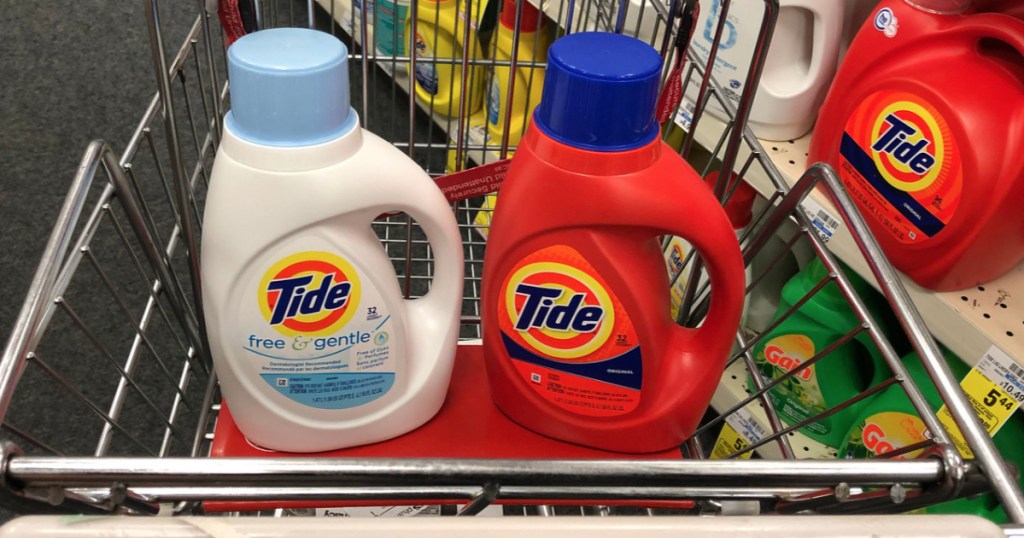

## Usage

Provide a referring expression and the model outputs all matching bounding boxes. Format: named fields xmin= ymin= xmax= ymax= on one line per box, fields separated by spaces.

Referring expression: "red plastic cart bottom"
xmin=205 ymin=344 xmax=692 ymax=512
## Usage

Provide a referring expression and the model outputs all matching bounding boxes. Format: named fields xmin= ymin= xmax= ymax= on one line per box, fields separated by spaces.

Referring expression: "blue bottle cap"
xmin=226 ymin=28 xmax=357 ymax=147
xmin=534 ymin=32 xmax=663 ymax=152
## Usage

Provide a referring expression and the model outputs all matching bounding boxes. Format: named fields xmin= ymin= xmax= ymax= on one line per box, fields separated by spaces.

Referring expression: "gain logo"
xmin=504 ymin=262 xmax=614 ymax=360
xmin=258 ymin=252 xmax=361 ymax=337
xmin=761 ymin=334 xmax=815 ymax=381
xmin=870 ymin=103 xmax=944 ymax=193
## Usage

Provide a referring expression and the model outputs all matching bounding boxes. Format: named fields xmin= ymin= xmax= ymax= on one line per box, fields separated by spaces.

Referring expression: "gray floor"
xmin=1 ymin=3 xmax=191 ymax=345
xmin=0 ymin=0 xmax=459 ymax=517
xmin=0 ymin=1 xmax=200 ymax=518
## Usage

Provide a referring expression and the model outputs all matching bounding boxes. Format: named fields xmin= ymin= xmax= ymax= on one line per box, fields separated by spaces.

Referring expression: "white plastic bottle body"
xmin=689 ymin=0 xmax=843 ymax=141
xmin=202 ymin=124 xmax=463 ymax=452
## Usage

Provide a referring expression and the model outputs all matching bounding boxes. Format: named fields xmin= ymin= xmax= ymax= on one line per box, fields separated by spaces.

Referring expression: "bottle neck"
xmin=221 ymin=113 xmax=363 ymax=173
xmin=521 ymin=122 xmax=662 ymax=176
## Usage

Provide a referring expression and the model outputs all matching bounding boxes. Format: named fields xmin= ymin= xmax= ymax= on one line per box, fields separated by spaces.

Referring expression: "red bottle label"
xmin=497 ymin=245 xmax=641 ymax=417
xmin=839 ymin=91 xmax=962 ymax=244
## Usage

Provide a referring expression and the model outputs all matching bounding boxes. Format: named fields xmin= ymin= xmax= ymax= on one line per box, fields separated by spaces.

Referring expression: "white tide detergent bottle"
xmin=202 ymin=28 xmax=464 ymax=453
xmin=689 ymin=0 xmax=843 ymax=141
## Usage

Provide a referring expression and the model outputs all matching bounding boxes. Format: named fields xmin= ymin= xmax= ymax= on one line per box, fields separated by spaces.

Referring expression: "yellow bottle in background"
xmin=445 ymin=112 xmax=490 ymax=174
xmin=408 ymin=0 xmax=487 ymax=117
xmin=485 ymin=0 xmax=551 ymax=148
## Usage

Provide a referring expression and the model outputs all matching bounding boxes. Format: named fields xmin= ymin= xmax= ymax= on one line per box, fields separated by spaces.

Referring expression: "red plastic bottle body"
xmin=481 ymin=125 xmax=745 ymax=453
xmin=809 ymin=1 xmax=1024 ymax=291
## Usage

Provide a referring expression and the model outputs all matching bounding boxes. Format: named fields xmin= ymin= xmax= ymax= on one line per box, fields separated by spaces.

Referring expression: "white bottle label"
xmin=240 ymin=249 xmax=396 ymax=410
xmin=691 ymin=0 xmax=754 ymax=105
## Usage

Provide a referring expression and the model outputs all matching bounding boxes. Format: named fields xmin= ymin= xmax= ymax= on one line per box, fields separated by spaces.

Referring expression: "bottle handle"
xmin=945 ymin=12 xmax=1024 ymax=58
xmin=763 ymin=1 xmax=842 ymax=99
xmin=359 ymin=161 xmax=465 ymax=376
xmin=397 ymin=199 xmax=466 ymax=346
xmin=802 ymin=1 xmax=842 ymax=97
xmin=658 ymin=182 xmax=747 ymax=356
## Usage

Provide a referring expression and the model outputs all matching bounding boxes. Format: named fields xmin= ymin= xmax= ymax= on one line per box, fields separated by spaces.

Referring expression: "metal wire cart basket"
xmin=1 ymin=0 xmax=1023 ymax=533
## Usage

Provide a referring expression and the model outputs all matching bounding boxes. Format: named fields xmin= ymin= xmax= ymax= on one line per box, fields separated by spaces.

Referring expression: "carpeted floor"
xmin=0 ymin=0 xmax=458 ymax=518
xmin=0 ymin=3 xmax=198 ymax=346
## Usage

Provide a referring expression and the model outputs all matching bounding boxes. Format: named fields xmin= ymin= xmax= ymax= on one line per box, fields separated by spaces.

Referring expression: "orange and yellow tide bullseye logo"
xmin=504 ymin=262 xmax=614 ymax=361
xmin=869 ymin=101 xmax=945 ymax=193
xmin=258 ymin=252 xmax=361 ymax=337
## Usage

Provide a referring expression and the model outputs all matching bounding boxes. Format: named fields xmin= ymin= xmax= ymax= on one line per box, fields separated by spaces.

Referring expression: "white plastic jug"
xmin=202 ymin=28 xmax=464 ymax=453
xmin=689 ymin=0 xmax=844 ymax=141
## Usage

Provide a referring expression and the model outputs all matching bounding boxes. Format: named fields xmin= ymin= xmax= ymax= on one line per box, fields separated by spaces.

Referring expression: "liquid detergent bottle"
xmin=689 ymin=0 xmax=844 ymax=141
xmin=376 ymin=0 xmax=411 ymax=65
xmin=202 ymin=28 xmax=464 ymax=453
xmin=974 ymin=0 xmax=1024 ymax=19
xmin=809 ymin=0 xmax=1024 ymax=291
xmin=481 ymin=32 xmax=746 ymax=453
xmin=485 ymin=0 xmax=552 ymax=148
xmin=335 ymin=0 xmax=374 ymax=46
xmin=409 ymin=0 xmax=487 ymax=116
xmin=666 ymin=171 xmax=756 ymax=322
xmin=842 ymin=0 xmax=884 ymax=58
xmin=750 ymin=258 xmax=893 ymax=448
xmin=840 ymin=349 xmax=1024 ymax=524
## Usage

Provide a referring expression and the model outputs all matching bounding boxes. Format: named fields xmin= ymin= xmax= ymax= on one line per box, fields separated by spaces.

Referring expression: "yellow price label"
xmin=711 ymin=423 xmax=753 ymax=460
xmin=936 ymin=368 xmax=1021 ymax=459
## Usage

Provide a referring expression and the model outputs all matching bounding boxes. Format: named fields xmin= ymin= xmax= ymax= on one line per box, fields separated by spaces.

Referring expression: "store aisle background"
xmin=0 ymin=1 xmax=200 ymax=518
xmin=0 ymin=0 xmax=455 ymax=517
xmin=0 ymin=3 xmax=198 ymax=355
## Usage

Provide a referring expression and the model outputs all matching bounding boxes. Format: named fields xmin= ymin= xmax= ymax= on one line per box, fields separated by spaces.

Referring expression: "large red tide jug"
xmin=481 ymin=32 xmax=746 ymax=453
xmin=809 ymin=0 xmax=1024 ymax=291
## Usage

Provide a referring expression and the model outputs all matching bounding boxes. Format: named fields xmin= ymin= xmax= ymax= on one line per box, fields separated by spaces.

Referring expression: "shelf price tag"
xmin=711 ymin=406 xmax=767 ymax=460
xmin=935 ymin=346 xmax=1024 ymax=458
xmin=800 ymin=197 xmax=842 ymax=244
xmin=673 ymin=99 xmax=697 ymax=134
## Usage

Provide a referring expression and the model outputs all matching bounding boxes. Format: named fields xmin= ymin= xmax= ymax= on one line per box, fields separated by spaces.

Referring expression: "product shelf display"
xmin=688 ymin=112 xmax=1024 ymax=376
xmin=1 ymin=0 xmax=1024 ymax=531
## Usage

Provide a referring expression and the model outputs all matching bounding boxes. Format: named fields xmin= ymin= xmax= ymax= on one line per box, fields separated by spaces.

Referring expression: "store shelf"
xmin=689 ymin=112 xmax=1024 ymax=372
xmin=710 ymin=361 xmax=838 ymax=460
xmin=316 ymin=0 xmax=505 ymax=169
xmin=311 ymin=0 xmax=1022 ymax=457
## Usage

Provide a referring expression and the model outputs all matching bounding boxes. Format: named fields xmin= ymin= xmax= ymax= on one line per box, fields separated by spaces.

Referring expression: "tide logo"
xmin=668 ymin=243 xmax=686 ymax=275
xmin=763 ymin=343 xmax=812 ymax=381
xmin=870 ymin=103 xmax=944 ymax=193
xmin=258 ymin=252 xmax=361 ymax=337
xmin=504 ymin=262 xmax=614 ymax=360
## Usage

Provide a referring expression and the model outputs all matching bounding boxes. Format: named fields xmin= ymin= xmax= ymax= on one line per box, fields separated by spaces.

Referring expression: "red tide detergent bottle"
xmin=481 ymin=32 xmax=746 ymax=453
xmin=809 ymin=0 xmax=1024 ymax=291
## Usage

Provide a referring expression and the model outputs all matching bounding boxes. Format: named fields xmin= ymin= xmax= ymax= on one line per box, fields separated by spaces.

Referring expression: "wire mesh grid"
xmin=0 ymin=0 xmax=1021 ymax=525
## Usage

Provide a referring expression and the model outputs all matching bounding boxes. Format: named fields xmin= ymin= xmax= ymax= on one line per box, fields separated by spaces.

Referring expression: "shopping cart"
xmin=0 ymin=0 xmax=1022 ymax=532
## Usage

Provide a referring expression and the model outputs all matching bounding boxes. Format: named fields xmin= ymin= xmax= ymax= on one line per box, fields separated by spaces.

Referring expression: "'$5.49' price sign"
xmin=936 ymin=346 xmax=1024 ymax=458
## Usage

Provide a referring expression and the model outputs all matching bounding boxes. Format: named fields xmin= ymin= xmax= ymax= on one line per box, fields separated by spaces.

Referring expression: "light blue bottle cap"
xmin=226 ymin=28 xmax=357 ymax=147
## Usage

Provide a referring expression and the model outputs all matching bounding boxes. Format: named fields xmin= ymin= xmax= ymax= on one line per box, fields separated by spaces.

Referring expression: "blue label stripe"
xmin=501 ymin=332 xmax=643 ymax=390
xmin=840 ymin=133 xmax=945 ymax=237
xmin=260 ymin=372 xmax=394 ymax=409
